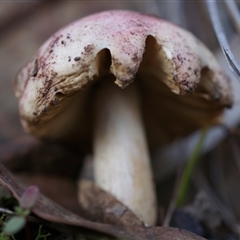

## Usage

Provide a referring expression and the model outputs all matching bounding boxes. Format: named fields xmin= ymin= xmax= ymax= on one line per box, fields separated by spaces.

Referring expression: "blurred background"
xmin=1 ymin=1 xmax=240 ymax=239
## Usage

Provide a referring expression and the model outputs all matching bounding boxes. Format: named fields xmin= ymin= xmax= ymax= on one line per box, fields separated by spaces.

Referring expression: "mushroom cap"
xmin=15 ymin=10 xmax=232 ymax=151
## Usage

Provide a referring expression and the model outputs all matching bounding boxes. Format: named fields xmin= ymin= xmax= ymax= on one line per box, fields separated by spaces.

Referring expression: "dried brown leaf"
xmin=0 ymin=163 xmax=205 ymax=240
xmin=16 ymin=174 xmax=80 ymax=215
xmin=78 ymin=179 xmax=143 ymax=226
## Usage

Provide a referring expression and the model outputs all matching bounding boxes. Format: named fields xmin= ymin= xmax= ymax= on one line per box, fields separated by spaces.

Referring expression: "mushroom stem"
xmin=93 ymin=80 xmax=157 ymax=226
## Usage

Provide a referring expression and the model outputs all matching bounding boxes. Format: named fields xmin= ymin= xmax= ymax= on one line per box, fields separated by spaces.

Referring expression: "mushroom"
xmin=14 ymin=10 xmax=232 ymax=226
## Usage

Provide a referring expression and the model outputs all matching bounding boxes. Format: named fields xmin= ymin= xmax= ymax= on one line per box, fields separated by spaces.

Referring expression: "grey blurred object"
xmin=141 ymin=1 xmax=240 ymax=180
xmin=207 ymin=0 xmax=240 ymax=80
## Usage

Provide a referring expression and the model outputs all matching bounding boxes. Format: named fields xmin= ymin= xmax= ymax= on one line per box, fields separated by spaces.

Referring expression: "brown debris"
xmin=0 ymin=162 xmax=205 ymax=240
xmin=78 ymin=179 xmax=143 ymax=226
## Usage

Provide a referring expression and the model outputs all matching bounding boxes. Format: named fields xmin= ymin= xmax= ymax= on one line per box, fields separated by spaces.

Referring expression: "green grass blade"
xmin=176 ymin=127 xmax=208 ymax=208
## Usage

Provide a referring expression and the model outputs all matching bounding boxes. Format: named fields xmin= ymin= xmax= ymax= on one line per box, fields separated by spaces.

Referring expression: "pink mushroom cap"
xmin=15 ymin=10 xmax=232 ymax=151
